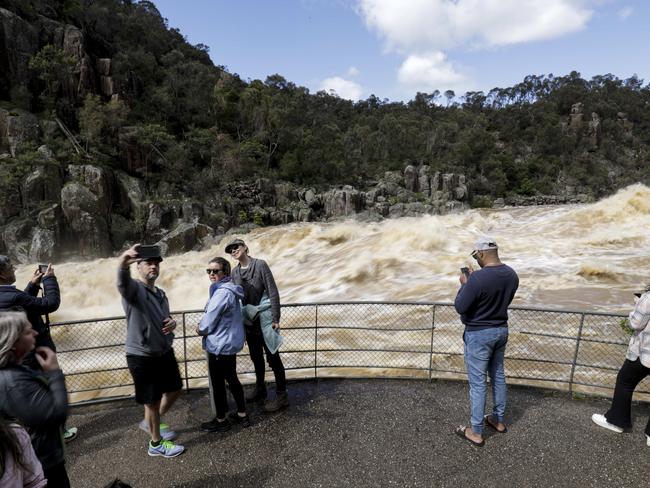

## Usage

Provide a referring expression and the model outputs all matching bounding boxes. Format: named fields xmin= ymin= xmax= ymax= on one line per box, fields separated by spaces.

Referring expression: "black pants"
xmin=44 ymin=461 xmax=70 ymax=488
xmin=208 ymin=353 xmax=245 ymax=418
xmin=605 ymin=358 xmax=650 ymax=436
xmin=246 ymin=321 xmax=286 ymax=392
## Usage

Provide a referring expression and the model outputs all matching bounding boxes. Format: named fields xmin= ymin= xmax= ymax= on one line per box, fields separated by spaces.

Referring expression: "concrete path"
xmin=66 ymin=379 xmax=649 ymax=488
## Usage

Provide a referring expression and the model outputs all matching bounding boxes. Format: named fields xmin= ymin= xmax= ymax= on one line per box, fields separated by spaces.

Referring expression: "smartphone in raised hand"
xmin=460 ymin=267 xmax=470 ymax=278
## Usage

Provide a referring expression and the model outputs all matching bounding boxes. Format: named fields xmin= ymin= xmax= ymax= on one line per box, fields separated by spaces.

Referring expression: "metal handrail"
xmin=49 ymin=301 xmax=645 ymax=406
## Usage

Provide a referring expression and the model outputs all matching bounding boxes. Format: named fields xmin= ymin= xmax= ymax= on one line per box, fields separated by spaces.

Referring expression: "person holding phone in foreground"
xmin=117 ymin=244 xmax=184 ymax=458
xmin=0 ymin=255 xmax=78 ymax=443
xmin=591 ymin=286 xmax=650 ymax=446
xmin=453 ymin=237 xmax=519 ymax=447
xmin=0 ymin=311 xmax=69 ymax=487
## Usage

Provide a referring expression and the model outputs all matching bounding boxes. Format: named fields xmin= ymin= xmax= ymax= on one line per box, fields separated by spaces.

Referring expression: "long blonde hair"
xmin=0 ymin=312 xmax=29 ymax=368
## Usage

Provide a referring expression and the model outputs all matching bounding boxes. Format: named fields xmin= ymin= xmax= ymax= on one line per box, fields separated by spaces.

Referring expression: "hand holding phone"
xmin=460 ymin=267 xmax=470 ymax=278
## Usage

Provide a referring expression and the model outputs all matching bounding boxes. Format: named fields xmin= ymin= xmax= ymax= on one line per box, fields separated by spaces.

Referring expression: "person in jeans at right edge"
xmin=227 ymin=238 xmax=289 ymax=412
xmin=453 ymin=237 xmax=518 ymax=447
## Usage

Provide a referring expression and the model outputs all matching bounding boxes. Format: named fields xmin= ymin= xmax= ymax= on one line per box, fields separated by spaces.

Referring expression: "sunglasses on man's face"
xmin=206 ymin=268 xmax=223 ymax=275
xmin=471 ymin=251 xmax=480 ymax=260
xmin=229 ymin=245 xmax=241 ymax=253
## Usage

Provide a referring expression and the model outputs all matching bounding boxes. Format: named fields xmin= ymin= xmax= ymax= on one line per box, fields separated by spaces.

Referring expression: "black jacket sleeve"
xmin=4 ymin=369 xmax=68 ymax=429
xmin=14 ymin=277 xmax=61 ymax=315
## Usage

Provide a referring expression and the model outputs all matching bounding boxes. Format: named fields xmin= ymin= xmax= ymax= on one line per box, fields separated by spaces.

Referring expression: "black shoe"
xmin=264 ymin=392 xmax=289 ymax=413
xmin=200 ymin=418 xmax=231 ymax=433
xmin=245 ymin=387 xmax=267 ymax=404
xmin=228 ymin=411 xmax=251 ymax=428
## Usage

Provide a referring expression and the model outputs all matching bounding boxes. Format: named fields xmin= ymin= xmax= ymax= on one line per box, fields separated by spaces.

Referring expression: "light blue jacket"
xmin=198 ymin=281 xmax=245 ymax=356
xmin=243 ymin=294 xmax=283 ymax=354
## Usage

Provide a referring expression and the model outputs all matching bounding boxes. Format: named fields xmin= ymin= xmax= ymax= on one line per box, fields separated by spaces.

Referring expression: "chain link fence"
xmin=50 ymin=302 xmax=649 ymax=405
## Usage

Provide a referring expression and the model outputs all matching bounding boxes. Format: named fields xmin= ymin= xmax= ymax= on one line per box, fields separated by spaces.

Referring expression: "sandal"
xmin=484 ymin=415 xmax=507 ymax=433
xmin=454 ymin=426 xmax=485 ymax=447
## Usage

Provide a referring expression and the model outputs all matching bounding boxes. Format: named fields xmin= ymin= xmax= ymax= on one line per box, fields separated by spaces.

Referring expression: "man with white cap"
xmin=453 ymin=237 xmax=519 ymax=447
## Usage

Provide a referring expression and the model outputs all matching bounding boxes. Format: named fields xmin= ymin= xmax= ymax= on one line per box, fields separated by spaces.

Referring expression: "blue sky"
xmin=152 ymin=0 xmax=649 ymax=102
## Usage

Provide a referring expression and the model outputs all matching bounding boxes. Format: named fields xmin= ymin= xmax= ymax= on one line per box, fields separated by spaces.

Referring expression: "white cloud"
xmin=397 ymin=51 xmax=468 ymax=92
xmin=618 ymin=6 xmax=633 ymax=20
xmin=357 ymin=0 xmax=595 ymax=51
xmin=319 ymin=76 xmax=364 ymax=100
xmin=347 ymin=66 xmax=360 ymax=77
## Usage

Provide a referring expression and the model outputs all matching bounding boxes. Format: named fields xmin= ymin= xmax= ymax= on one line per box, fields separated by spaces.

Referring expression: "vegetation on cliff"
xmin=1 ymin=0 xmax=649 ymax=206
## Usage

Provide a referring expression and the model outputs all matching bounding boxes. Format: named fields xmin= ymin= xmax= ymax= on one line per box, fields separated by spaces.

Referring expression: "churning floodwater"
xmin=15 ymin=183 xmax=650 ymax=321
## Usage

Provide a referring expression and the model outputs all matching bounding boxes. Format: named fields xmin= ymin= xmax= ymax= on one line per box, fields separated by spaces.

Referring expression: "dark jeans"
xmin=605 ymin=358 xmax=650 ymax=436
xmin=246 ymin=321 xmax=286 ymax=392
xmin=208 ymin=353 xmax=245 ymax=418
xmin=44 ymin=461 xmax=70 ymax=488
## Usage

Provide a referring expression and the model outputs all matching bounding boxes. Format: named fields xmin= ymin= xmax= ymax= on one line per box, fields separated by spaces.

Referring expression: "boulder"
xmin=588 ymin=112 xmax=601 ymax=149
xmin=23 ymin=164 xmax=63 ymax=210
xmin=2 ymin=219 xmax=31 ymax=263
xmin=156 ymin=222 xmax=213 ymax=256
xmin=67 ymin=164 xmax=114 ymax=218
xmin=60 ymin=181 xmax=111 ymax=257
xmin=29 ymin=228 xmax=56 ymax=262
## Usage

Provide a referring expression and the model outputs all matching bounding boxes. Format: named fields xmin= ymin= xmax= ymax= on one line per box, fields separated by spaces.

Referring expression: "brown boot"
xmin=263 ymin=392 xmax=289 ymax=413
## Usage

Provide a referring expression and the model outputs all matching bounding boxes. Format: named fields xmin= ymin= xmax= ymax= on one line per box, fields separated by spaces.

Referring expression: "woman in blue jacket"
xmin=197 ymin=257 xmax=249 ymax=432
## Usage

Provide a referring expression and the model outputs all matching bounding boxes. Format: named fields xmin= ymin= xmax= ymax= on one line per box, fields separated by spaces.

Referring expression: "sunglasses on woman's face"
xmin=206 ymin=268 xmax=223 ymax=275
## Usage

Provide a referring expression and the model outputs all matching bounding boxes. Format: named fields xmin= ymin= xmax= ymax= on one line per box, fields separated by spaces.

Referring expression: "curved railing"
xmin=49 ymin=302 xmax=649 ymax=405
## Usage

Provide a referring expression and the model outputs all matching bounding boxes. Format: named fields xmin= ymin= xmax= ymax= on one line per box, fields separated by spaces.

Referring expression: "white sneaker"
xmin=646 ymin=435 xmax=650 ymax=447
xmin=591 ymin=414 xmax=623 ymax=433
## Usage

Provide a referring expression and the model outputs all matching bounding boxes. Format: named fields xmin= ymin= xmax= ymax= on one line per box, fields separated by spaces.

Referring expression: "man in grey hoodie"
xmin=117 ymin=244 xmax=184 ymax=458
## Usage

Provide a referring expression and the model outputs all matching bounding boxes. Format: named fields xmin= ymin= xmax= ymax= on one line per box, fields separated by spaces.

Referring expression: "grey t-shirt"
xmin=117 ymin=267 xmax=173 ymax=356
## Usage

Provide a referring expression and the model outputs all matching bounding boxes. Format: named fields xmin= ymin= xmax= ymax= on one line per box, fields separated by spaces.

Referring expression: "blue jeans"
xmin=464 ymin=327 xmax=509 ymax=435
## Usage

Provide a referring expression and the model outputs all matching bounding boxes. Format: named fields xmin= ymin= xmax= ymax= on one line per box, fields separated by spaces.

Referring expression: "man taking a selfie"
xmin=454 ymin=237 xmax=518 ymax=447
xmin=117 ymin=244 xmax=184 ymax=458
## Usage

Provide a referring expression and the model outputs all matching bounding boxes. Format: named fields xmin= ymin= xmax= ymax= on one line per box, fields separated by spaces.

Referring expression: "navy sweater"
xmin=454 ymin=264 xmax=519 ymax=331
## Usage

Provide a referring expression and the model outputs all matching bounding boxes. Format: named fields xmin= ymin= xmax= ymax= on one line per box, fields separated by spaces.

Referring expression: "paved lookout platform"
xmin=67 ymin=379 xmax=649 ymax=487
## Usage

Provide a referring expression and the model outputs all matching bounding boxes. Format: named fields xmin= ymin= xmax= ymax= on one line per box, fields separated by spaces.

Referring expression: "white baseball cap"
xmin=473 ymin=236 xmax=498 ymax=252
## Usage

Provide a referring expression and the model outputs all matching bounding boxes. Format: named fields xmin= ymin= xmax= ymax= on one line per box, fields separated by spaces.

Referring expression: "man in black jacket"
xmin=0 ymin=254 xmax=77 ymax=442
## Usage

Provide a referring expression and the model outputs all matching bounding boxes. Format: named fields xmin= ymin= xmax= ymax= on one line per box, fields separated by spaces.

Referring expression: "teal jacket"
xmin=242 ymin=294 xmax=283 ymax=354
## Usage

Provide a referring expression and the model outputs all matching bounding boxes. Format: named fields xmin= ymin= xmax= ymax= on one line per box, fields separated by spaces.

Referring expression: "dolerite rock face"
xmin=404 ymin=165 xmax=418 ymax=192
xmin=0 ymin=8 xmax=38 ymax=100
xmin=323 ymin=186 xmax=364 ymax=218
xmin=0 ymin=108 xmax=40 ymax=156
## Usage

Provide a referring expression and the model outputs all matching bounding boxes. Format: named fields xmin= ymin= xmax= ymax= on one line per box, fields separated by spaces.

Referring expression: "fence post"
xmin=182 ymin=312 xmax=189 ymax=392
xmin=314 ymin=305 xmax=319 ymax=379
xmin=568 ymin=313 xmax=586 ymax=395
xmin=429 ymin=305 xmax=436 ymax=381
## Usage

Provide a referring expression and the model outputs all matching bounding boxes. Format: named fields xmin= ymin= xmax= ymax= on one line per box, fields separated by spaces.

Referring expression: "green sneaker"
xmin=63 ymin=427 xmax=78 ymax=443
xmin=148 ymin=439 xmax=184 ymax=458
xmin=138 ymin=420 xmax=177 ymax=441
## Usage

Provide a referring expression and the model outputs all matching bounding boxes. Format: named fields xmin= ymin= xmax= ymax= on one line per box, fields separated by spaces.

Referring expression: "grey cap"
xmin=473 ymin=236 xmax=498 ymax=252
xmin=225 ymin=238 xmax=246 ymax=254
